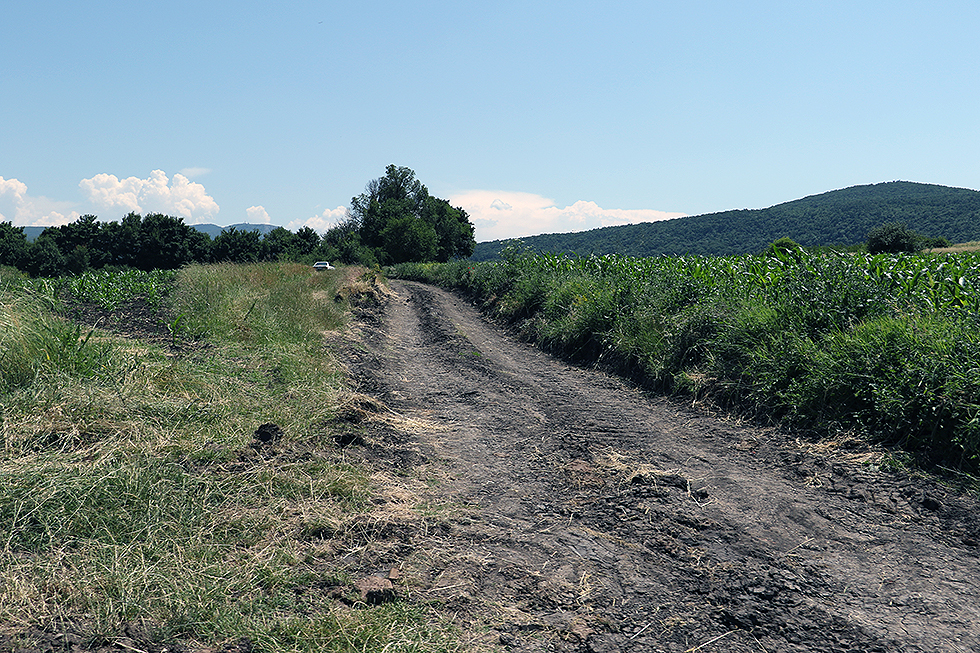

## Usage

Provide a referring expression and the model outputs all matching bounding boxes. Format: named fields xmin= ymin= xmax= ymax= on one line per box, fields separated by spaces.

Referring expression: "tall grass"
xmin=390 ymin=248 xmax=980 ymax=469
xmin=172 ymin=262 xmax=345 ymax=344
xmin=0 ymin=293 xmax=109 ymax=393
xmin=0 ymin=263 xmax=459 ymax=652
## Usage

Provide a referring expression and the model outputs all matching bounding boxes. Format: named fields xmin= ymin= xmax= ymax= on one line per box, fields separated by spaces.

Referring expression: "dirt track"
xmin=342 ymin=280 xmax=980 ymax=652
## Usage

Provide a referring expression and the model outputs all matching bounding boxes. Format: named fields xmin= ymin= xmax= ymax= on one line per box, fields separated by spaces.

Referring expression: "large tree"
xmin=0 ymin=222 xmax=30 ymax=269
xmin=340 ymin=165 xmax=476 ymax=265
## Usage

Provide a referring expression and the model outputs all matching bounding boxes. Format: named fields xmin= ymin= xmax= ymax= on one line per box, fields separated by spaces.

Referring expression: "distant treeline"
xmin=471 ymin=181 xmax=980 ymax=261
xmin=0 ymin=213 xmax=337 ymax=277
xmin=1 ymin=165 xmax=476 ymax=277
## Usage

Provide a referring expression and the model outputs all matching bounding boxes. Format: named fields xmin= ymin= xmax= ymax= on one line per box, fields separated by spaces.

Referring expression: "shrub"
xmin=867 ymin=222 xmax=919 ymax=254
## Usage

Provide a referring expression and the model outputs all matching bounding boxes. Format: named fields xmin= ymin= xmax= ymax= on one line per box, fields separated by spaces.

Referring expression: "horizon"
xmin=14 ymin=178 xmax=979 ymax=244
xmin=3 ymin=3 xmax=978 ymax=242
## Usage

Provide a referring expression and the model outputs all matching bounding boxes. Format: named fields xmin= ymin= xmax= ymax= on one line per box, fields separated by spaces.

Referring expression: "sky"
xmin=2 ymin=1 xmax=978 ymax=243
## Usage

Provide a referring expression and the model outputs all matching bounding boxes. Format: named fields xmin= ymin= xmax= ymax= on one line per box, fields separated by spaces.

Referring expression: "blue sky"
xmin=2 ymin=1 xmax=978 ymax=242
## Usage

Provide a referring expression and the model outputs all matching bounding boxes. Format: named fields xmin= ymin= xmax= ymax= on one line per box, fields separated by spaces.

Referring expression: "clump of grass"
xmin=1 ymin=294 xmax=112 ymax=392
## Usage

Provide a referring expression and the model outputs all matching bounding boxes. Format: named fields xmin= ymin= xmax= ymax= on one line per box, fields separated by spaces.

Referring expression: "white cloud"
xmin=448 ymin=190 xmax=687 ymax=242
xmin=79 ymin=170 xmax=219 ymax=223
xmin=246 ymin=205 xmax=272 ymax=224
xmin=178 ymin=167 xmax=212 ymax=178
xmin=286 ymin=206 xmax=348 ymax=234
xmin=0 ymin=176 xmax=78 ymax=227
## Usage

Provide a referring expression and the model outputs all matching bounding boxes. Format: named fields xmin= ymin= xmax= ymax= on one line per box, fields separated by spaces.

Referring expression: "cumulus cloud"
xmin=0 ymin=176 xmax=77 ymax=226
xmin=286 ymin=206 xmax=349 ymax=234
xmin=448 ymin=190 xmax=687 ymax=242
xmin=246 ymin=205 xmax=272 ymax=224
xmin=79 ymin=170 xmax=219 ymax=223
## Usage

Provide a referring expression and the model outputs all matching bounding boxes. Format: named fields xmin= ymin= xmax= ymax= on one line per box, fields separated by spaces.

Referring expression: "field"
xmin=390 ymin=246 xmax=980 ymax=471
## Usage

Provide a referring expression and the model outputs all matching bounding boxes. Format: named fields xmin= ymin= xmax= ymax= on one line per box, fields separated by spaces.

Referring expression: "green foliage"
xmin=172 ymin=262 xmax=345 ymax=344
xmin=54 ymin=268 xmax=177 ymax=310
xmin=765 ymin=236 xmax=802 ymax=259
xmin=867 ymin=221 xmax=920 ymax=254
xmin=0 ymin=222 xmax=30 ymax=269
xmin=211 ymin=226 xmax=263 ymax=263
xmin=23 ymin=232 xmax=67 ymax=277
xmin=331 ymin=165 xmax=476 ymax=266
xmin=390 ymin=249 xmax=980 ymax=469
xmin=0 ymin=293 xmax=112 ymax=391
xmin=5 ymin=214 xmax=337 ymax=277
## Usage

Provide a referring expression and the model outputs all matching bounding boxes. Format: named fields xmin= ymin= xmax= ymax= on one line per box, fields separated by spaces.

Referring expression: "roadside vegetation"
xmin=0 ymin=263 xmax=459 ymax=652
xmin=390 ymin=246 xmax=980 ymax=472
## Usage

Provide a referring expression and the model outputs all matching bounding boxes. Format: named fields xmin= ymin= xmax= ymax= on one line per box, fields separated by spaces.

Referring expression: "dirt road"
xmin=343 ymin=280 xmax=980 ymax=652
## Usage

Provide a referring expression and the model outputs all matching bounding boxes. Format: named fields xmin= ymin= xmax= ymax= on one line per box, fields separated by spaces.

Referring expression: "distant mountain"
xmin=471 ymin=181 xmax=980 ymax=261
xmin=190 ymin=223 xmax=281 ymax=238
xmin=22 ymin=222 xmax=280 ymax=242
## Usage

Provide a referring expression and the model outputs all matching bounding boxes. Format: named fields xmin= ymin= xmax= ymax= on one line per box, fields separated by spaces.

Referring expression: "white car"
xmin=312 ymin=261 xmax=335 ymax=270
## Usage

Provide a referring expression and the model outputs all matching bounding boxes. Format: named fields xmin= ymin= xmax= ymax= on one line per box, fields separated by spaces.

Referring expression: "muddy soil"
xmin=342 ymin=280 xmax=980 ymax=652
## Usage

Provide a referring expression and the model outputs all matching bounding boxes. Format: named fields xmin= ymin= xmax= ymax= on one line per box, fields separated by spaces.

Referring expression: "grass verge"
xmin=0 ymin=262 xmax=460 ymax=652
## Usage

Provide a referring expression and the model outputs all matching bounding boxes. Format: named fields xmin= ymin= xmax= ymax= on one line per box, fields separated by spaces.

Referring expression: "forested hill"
xmin=470 ymin=181 xmax=980 ymax=261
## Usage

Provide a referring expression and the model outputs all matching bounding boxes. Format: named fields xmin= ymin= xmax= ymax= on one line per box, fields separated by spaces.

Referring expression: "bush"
xmin=867 ymin=222 xmax=919 ymax=254
xmin=765 ymin=236 xmax=803 ymax=259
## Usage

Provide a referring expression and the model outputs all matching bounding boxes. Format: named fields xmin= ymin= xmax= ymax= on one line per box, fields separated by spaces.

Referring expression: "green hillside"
xmin=471 ymin=181 xmax=980 ymax=260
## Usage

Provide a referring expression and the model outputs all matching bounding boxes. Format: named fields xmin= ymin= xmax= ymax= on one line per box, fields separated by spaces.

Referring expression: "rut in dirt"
xmin=345 ymin=280 xmax=980 ymax=653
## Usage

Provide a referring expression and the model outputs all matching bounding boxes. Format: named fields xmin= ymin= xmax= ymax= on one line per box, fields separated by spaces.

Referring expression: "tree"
xmin=137 ymin=213 xmax=199 ymax=270
xmin=381 ymin=215 xmax=438 ymax=264
xmin=52 ymin=214 xmax=102 ymax=271
xmin=346 ymin=165 xmax=476 ymax=264
xmin=98 ymin=212 xmax=143 ymax=268
xmin=23 ymin=232 xmax=65 ymax=277
xmin=422 ymin=197 xmax=476 ymax=261
xmin=294 ymin=226 xmax=321 ymax=258
xmin=261 ymin=227 xmax=297 ymax=261
xmin=867 ymin=222 xmax=919 ymax=254
xmin=0 ymin=222 xmax=29 ymax=269
xmin=211 ymin=227 xmax=263 ymax=263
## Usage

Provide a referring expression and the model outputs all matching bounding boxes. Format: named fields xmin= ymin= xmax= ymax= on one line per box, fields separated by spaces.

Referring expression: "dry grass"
xmin=926 ymin=241 xmax=980 ymax=254
xmin=0 ymin=263 xmax=462 ymax=652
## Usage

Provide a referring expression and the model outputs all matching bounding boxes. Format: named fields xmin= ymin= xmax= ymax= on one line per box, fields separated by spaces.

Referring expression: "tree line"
xmin=0 ymin=213 xmax=330 ymax=277
xmin=0 ymin=166 xmax=476 ymax=277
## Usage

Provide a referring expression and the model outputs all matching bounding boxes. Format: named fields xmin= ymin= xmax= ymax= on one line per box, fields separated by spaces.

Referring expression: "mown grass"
xmin=389 ymin=247 xmax=980 ymax=471
xmin=0 ymin=263 xmax=460 ymax=652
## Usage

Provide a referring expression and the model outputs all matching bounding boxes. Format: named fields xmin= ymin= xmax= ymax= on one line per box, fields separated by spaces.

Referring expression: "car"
xmin=312 ymin=261 xmax=335 ymax=270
